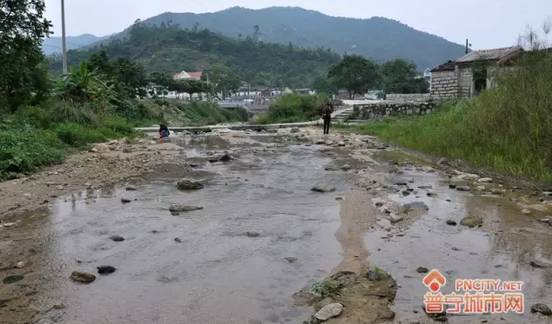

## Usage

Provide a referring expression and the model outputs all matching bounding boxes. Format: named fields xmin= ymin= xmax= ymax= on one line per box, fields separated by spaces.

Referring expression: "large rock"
xmin=176 ymin=179 xmax=204 ymax=191
xmin=314 ymin=303 xmax=344 ymax=321
xmin=531 ymin=303 xmax=552 ymax=316
xmin=311 ymin=185 xmax=336 ymax=193
xmin=169 ymin=204 xmax=204 ymax=213
xmin=70 ymin=271 xmax=96 ymax=284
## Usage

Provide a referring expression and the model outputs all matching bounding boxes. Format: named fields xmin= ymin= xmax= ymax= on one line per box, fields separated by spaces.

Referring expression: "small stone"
xmin=121 ymin=197 xmax=132 ymax=204
xmin=456 ymin=186 xmax=471 ymax=192
xmin=416 ymin=267 xmax=429 ymax=274
xmin=174 ymin=237 xmax=182 ymax=243
xmin=97 ymin=266 xmax=117 ymax=275
xmin=70 ymin=271 xmax=96 ymax=284
xmin=341 ymin=164 xmax=351 ymax=171
xmin=446 ymin=220 xmax=457 ymax=226
xmin=314 ymin=303 xmax=343 ymax=321
xmin=522 ymin=209 xmax=532 ymax=215
xmin=530 ymin=258 xmax=552 ymax=268
xmin=284 ymin=257 xmax=298 ymax=263
xmin=3 ymin=275 xmax=24 ymax=284
xmin=478 ymin=178 xmax=493 ymax=183
xmin=531 ymin=303 xmax=552 ymax=316
xmin=245 ymin=231 xmax=260 ymax=238
xmin=390 ymin=214 xmax=404 ymax=224
xmin=169 ymin=204 xmax=203 ymax=213
xmin=176 ymin=179 xmax=204 ymax=191
xmin=311 ymin=185 xmax=336 ymax=193
xmin=126 ymin=186 xmax=137 ymax=191
xmin=15 ymin=261 xmax=25 ymax=269
xmin=109 ymin=235 xmax=125 ymax=242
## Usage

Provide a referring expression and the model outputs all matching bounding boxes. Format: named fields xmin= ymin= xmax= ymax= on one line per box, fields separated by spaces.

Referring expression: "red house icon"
xmin=423 ymin=269 xmax=447 ymax=292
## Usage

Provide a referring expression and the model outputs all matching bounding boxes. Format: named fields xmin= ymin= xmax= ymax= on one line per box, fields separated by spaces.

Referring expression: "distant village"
xmin=146 ymin=45 xmax=528 ymax=112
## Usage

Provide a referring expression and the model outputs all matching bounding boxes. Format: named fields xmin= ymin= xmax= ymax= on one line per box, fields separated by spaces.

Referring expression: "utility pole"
xmin=61 ymin=0 xmax=68 ymax=75
xmin=465 ymin=39 xmax=471 ymax=54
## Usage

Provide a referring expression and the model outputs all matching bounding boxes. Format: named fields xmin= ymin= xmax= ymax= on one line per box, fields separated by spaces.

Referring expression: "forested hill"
xmin=140 ymin=6 xmax=465 ymax=70
xmin=59 ymin=24 xmax=340 ymax=88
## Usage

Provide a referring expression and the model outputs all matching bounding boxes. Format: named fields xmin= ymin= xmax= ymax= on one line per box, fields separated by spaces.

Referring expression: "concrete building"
xmin=430 ymin=46 xmax=524 ymax=100
xmin=173 ymin=71 xmax=203 ymax=81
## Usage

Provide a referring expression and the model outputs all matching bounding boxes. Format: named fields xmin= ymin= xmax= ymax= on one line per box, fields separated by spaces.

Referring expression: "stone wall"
xmin=386 ymin=93 xmax=431 ymax=103
xmin=457 ymin=67 xmax=473 ymax=98
xmin=353 ymin=101 xmax=436 ymax=120
xmin=430 ymin=70 xmax=458 ymax=100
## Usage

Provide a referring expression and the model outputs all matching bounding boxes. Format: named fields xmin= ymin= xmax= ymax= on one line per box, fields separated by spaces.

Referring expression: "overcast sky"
xmin=44 ymin=0 xmax=552 ymax=49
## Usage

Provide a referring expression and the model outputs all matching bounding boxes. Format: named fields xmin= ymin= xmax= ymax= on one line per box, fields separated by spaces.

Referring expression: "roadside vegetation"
xmin=349 ymin=51 xmax=552 ymax=183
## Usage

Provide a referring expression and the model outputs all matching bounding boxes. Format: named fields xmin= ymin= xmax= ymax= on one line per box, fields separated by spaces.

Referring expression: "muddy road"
xmin=1 ymin=128 xmax=552 ymax=324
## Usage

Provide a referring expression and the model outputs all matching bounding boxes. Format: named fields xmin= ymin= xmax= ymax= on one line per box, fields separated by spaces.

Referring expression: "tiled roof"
xmin=456 ymin=46 xmax=524 ymax=64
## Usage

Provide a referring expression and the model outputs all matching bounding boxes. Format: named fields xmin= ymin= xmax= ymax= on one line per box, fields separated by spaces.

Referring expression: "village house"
xmin=173 ymin=70 xmax=203 ymax=81
xmin=430 ymin=46 xmax=524 ymax=100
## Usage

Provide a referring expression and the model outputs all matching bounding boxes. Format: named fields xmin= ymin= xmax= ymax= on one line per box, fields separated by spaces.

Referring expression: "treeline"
xmin=51 ymin=24 xmax=341 ymax=89
xmin=314 ymin=55 xmax=429 ymax=98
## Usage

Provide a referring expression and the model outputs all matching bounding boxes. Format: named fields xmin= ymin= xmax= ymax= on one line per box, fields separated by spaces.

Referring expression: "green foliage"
xmin=55 ymin=123 xmax=108 ymax=147
xmin=203 ymin=64 xmax=241 ymax=98
xmin=328 ymin=55 xmax=380 ymax=98
xmin=0 ymin=126 xmax=64 ymax=178
xmin=382 ymin=59 xmax=428 ymax=94
xmin=0 ymin=0 xmax=51 ymax=111
xmin=55 ymin=63 xmax=116 ymax=108
xmin=259 ymin=94 xmax=328 ymax=124
xmin=351 ymin=52 xmax=552 ymax=182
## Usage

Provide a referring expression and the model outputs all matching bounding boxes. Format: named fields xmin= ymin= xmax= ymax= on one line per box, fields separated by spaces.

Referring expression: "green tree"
xmin=312 ymin=76 xmax=338 ymax=95
xmin=328 ymin=55 xmax=380 ymax=99
xmin=203 ymin=65 xmax=240 ymax=99
xmin=381 ymin=59 xmax=428 ymax=94
xmin=0 ymin=0 xmax=51 ymax=111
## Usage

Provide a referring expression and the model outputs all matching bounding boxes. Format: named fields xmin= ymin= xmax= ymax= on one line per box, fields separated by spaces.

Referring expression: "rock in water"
xmin=110 ymin=235 xmax=125 ymax=242
xmin=531 ymin=303 xmax=552 ymax=316
xmin=3 ymin=275 xmax=24 ymax=284
xmin=311 ymin=185 xmax=336 ymax=193
xmin=169 ymin=204 xmax=204 ymax=213
xmin=530 ymin=257 xmax=552 ymax=269
xmin=314 ymin=303 xmax=343 ymax=321
xmin=416 ymin=267 xmax=429 ymax=274
xmin=70 ymin=271 xmax=96 ymax=284
xmin=446 ymin=220 xmax=458 ymax=226
xmin=97 ymin=266 xmax=117 ymax=275
xmin=176 ymin=179 xmax=204 ymax=191
xmin=121 ymin=197 xmax=132 ymax=204
xmin=460 ymin=216 xmax=483 ymax=228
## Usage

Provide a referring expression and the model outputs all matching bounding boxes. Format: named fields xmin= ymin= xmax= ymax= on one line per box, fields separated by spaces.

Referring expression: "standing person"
xmin=322 ymin=100 xmax=334 ymax=135
xmin=159 ymin=124 xmax=170 ymax=143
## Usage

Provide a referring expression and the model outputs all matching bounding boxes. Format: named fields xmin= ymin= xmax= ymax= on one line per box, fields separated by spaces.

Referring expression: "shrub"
xmin=55 ymin=123 xmax=107 ymax=147
xmin=0 ymin=127 xmax=64 ymax=178
xmin=260 ymin=94 xmax=328 ymax=124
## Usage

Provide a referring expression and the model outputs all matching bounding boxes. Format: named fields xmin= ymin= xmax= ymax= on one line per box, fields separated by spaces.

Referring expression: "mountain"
xmin=42 ymin=34 xmax=106 ymax=55
xmin=139 ymin=6 xmax=465 ymax=70
xmin=55 ymin=24 xmax=341 ymax=88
